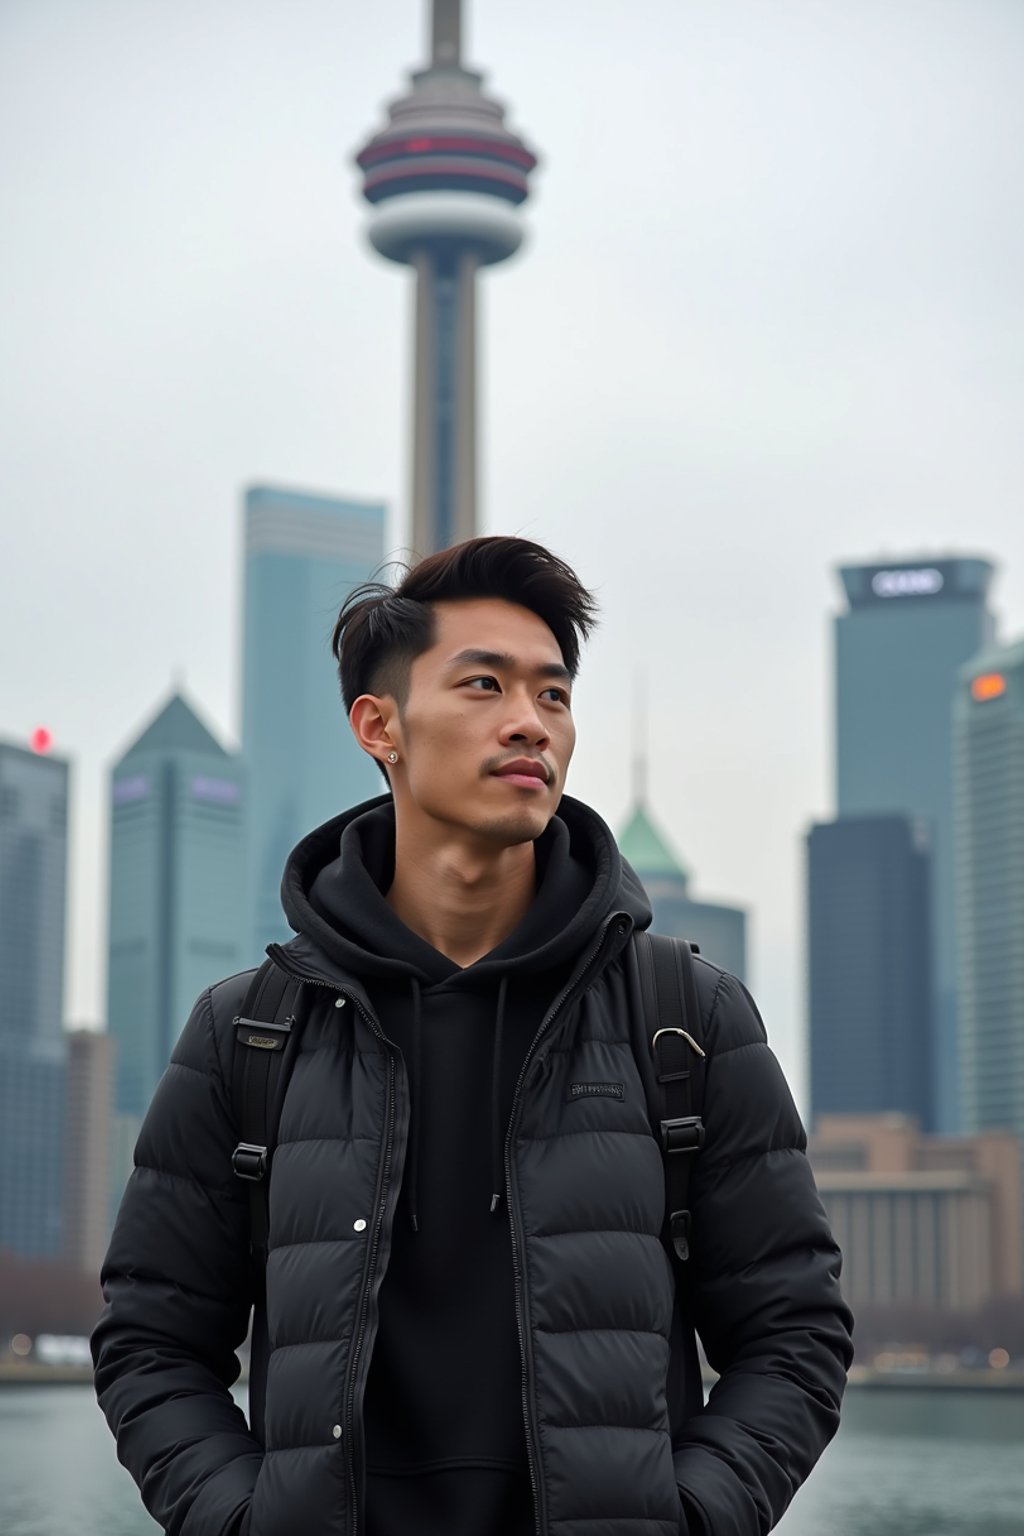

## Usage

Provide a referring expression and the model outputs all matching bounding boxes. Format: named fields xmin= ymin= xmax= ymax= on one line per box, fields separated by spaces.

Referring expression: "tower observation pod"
xmin=355 ymin=0 xmax=537 ymax=556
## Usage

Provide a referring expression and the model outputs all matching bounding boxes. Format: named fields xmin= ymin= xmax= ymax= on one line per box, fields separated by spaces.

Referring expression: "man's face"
xmin=388 ymin=597 xmax=576 ymax=847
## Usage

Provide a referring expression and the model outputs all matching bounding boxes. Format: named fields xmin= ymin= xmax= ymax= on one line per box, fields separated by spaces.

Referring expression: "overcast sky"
xmin=3 ymin=0 xmax=1023 ymax=1104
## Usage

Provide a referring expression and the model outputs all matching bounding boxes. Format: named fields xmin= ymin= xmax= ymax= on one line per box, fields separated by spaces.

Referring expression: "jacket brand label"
xmin=569 ymin=1081 xmax=624 ymax=1101
xmin=244 ymin=1034 xmax=282 ymax=1051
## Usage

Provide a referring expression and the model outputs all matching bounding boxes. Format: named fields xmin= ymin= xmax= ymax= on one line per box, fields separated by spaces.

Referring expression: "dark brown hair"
xmin=332 ymin=536 xmax=598 ymax=717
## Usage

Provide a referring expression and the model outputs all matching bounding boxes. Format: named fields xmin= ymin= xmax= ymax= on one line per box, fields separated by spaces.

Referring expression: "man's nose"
xmin=500 ymin=696 xmax=549 ymax=748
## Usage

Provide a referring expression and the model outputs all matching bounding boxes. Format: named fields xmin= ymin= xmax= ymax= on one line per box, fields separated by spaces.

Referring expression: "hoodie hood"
xmin=277 ymin=791 xmax=651 ymax=988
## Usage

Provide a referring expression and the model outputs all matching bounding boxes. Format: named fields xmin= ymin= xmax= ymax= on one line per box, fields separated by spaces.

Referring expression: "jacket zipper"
xmin=265 ymin=946 xmax=399 ymax=1536
xmin=502 ymin=914 xmax=630 ymax=1536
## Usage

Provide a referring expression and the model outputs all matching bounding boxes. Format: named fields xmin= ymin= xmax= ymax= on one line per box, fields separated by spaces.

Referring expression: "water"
xmin=1 ymin=1385 xmax=1022 ymax=1535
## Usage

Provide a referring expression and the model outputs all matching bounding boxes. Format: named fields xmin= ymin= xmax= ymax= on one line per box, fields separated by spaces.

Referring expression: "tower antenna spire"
xmin=431 ymin=0 xmax=462 ymax=66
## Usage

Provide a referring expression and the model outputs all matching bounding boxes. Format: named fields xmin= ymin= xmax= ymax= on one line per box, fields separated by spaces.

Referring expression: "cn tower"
xmin=355 ymin=0 xmax=537 ymax=556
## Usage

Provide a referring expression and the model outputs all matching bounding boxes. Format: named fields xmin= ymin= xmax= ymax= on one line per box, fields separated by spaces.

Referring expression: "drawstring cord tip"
xmin=410 ymin=1212 xmax=419 ymax=1233
xmin=489 ymin=1193 xmax=502 ymax=1214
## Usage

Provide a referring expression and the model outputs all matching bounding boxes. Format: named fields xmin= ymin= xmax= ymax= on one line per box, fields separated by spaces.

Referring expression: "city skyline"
xmin=3 ymin=0 xmax=1024 ymax=1106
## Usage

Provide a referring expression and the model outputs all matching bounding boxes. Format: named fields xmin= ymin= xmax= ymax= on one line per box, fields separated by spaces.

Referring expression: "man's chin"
xmin=474 ymin=805 xmax=555 ymax=848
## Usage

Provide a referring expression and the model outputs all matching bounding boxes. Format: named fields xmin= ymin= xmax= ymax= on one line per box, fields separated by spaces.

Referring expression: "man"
xmin=93 ymin=535 xmax=853 ymax=1536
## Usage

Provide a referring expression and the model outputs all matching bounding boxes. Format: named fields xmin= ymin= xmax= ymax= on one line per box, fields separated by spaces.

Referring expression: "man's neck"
xmin=386 ymin=823 xmax=537 ymax=969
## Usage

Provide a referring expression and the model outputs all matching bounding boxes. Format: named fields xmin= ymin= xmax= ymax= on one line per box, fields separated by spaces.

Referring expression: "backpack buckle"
xmin=660 ymin=1116 xmax=705 ymax=1155
xmin=234 ymin=1016 xmax=293 ymax=1052
xmin=232 ymin=1142 xmax=269 ymax=1182
xmin=669 ymin=1209 xmax=693 ymax=1263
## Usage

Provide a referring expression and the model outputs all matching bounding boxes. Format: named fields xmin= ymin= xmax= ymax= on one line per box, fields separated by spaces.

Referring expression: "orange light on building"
xmin=971 ymin=673 xmax=1007 ymax=703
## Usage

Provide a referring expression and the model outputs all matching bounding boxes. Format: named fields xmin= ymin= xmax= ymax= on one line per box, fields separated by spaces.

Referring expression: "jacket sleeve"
xmin=672 ymin=970 xmax=854 ymax=1536
xmin=91 ymin=984 xmax=263 ymax=1536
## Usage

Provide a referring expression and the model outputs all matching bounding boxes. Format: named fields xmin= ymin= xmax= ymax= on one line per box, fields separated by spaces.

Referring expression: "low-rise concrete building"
xmin=809 ymin=1114 xmax=1021 ymax=1312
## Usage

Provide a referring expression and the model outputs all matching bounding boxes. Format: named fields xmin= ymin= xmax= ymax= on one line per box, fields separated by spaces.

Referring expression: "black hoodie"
xmin=279 ymin=793 xmax=651 ymax=1536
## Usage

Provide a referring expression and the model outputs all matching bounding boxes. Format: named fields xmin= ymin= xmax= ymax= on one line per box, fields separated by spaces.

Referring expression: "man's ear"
xmin=350 ymin=694 xmax=399 ymax=767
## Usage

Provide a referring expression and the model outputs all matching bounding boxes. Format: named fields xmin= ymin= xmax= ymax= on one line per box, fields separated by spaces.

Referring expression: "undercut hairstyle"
xmin=331 ymin=536 xmax=599 ymax=722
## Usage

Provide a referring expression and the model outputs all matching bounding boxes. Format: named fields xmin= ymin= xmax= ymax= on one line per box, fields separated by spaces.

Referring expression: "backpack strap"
xmin=231 ymin=959 xmax=304 ymax=1281
xmin=634 ymin=931 xmax=707 ymax=1264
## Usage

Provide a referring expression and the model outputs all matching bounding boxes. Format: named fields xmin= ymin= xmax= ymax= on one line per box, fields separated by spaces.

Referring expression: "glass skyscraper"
xmin=107 ymin=692 xmax=245 ymax=1198
xmin=833 ymin=556 xmax=996 ymax=1133
xmin=954 ymin=638 xmax=1024 ymax=1147
xmin=807 ymin=815 xmax=932 ymax=1128
xmin=0 ymin=737 xmax=69 ymax=1256
xmin=241 ymin=485 xmax=385 ymax=960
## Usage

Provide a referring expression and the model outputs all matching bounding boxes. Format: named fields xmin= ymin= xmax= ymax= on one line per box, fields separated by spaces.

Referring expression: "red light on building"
xmin=30 ymin=727 xmax=54 ymax=754
xmin=971 ymin=673 xmax=1007 ymax=703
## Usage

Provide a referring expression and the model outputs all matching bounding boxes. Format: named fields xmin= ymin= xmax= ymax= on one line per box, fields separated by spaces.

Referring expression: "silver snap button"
xmin=334 ymin=997 xmax=346 ymax=1009
xmin=353 ymin=1218 xmax=367 ymax=1232
xmin=332 ymin=1424 xmax=342 ymax=1439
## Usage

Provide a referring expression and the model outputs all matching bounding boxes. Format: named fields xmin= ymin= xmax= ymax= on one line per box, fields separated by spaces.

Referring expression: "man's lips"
xmin=492 ymin=759 xmax=550 ymax=786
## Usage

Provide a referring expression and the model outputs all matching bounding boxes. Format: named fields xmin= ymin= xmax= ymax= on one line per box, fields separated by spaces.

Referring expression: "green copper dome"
xmin=617 ymin=801 xmax=690 ymax=885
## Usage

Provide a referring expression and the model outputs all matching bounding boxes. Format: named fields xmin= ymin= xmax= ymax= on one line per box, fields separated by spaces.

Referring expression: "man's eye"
xmin=541 ymin=688 xmax=569 ymax=704
xmin=466 ymin=676 xmax=500 ymax=691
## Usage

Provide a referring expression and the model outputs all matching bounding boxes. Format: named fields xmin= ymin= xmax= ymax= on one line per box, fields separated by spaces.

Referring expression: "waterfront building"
xmin=0 ymin=735 xmax=69 ymax=1258
xmin=832 ymin=555 xmax=997 ymax=1133
xmin=954 ymin=639 xmax=1024 ymax=1180
xmin=106 ymin=691 xmax=245 ymax=1195
xmin=807 ymin=815 xmax=932 ymax=1129
xmin=618 ymin=791 xmax=747 ymax=981
xmin=355 ymin=0 xmax=537 ymax=554
xmin=0 ymin=1049 xmax=66 ymax=1258
xmin=241 ymin=485 xmax=385 ymax=959
xmin=809 ymin=1114 xmax=1022 ymax=1312
xmin=0 ymin=735 xmax=69 ymax=1053
xmin=64 ymin=1029 xmax=114 ymax=1276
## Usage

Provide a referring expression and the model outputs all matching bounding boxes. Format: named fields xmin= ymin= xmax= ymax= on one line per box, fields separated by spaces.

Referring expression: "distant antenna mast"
xmin=431 ymin=0 xmax=462 ymax=63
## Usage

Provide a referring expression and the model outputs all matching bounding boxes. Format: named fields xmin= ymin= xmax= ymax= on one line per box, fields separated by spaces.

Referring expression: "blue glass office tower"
xmin=241 ymin=485 xmax=385 ymax=960
xmin=954 ymin=639 xmax=1024 ymax=1146
xmin=0 ymin=737 xmax=69 ymax=1256
xmin=834 ymin=556 xmax=996 ymax=1133
xmin=808 ymin=815 xmax=932 ymax=1127
xmin=355 ymin=0 xmax=537 ymax=554
xmin=107 ymin=692 xmax=245 ymax=1196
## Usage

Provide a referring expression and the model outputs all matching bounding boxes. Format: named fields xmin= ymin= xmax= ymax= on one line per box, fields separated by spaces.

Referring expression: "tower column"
xmin=453 ymin=248 xmax=478 ymax=546
xmin=411 ymin=250 xmax=479 ymax=555
xmin=411 ymin=253 xmax=436 ymax=559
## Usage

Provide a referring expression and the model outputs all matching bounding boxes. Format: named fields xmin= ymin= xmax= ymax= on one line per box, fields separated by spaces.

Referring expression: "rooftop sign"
xmin=970 ymin=673 xmax=1007 ymax=703
xmin=870 ymin=568 xmax=944 ymax=599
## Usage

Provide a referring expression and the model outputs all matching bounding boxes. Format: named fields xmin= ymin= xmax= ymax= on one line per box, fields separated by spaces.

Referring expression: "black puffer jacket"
xmin=93 ymin=795 xmax=853 ymax=1536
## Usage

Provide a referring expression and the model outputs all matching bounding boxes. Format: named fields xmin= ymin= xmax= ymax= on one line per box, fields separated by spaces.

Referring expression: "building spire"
xmin=632 ymin=671 xmax=649 ymax=806
xmin=431 ymin=0 xmax=462 ymax=65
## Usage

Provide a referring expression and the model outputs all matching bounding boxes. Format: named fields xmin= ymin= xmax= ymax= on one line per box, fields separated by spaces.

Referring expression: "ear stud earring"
xmin=386 ymin=751 xmax=398 ymax=764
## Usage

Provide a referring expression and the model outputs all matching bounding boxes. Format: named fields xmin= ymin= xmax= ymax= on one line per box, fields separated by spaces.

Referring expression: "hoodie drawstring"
xmin=489 ymin=975 xmax=509 ymax=1216
xmin=408 ymin=977 xmax=422 ymax=1233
